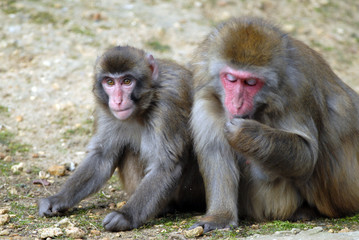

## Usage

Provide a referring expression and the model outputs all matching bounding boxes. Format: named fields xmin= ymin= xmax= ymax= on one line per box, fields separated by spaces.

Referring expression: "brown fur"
xmin=190 ymin=17 xmax=359 ymax=232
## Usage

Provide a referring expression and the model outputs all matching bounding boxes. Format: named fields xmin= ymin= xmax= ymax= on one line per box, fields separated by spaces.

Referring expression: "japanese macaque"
xmin=38 ymin=46 xmax=205 ymax=231
xmin=190 ymin=17 xmax=359 ymax=232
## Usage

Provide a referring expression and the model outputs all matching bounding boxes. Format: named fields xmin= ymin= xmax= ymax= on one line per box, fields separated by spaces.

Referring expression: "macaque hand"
xmin=224 ymin=117 xmax=248 ymax=134
xmin=103 ymin=211 xmax=133 ymax=231
xmin=38 ymin=196 xmax=69 ymax=217
xmin=224 ymin=118 xmax=263 ymax=155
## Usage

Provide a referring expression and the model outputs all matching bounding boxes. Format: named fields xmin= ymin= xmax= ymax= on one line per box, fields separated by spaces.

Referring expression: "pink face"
xmin=220 ymin=66 xmax=264 ymax=118
xmin=102 ymin=76 xmax=136 ymax=120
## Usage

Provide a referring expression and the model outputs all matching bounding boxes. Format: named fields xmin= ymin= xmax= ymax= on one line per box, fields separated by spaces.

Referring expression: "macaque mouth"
xmin=112 ymin=107 xmax=132 ymax=113
xmin=233 ymin=114 xmax=250 ymax=119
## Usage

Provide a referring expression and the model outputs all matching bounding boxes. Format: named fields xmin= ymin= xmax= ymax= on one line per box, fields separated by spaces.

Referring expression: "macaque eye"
xmin=226 ymin=73 xmax=237 ymax=82
xmin=106 ymin=78 xmax=115 ymax=86
xmin=245 ymin=78 xmax=257 ymax=86
xmin=123 ymin=78 xmax=132 ymax=85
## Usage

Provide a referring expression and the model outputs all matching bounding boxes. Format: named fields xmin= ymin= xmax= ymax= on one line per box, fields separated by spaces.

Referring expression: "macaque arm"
xmin=189 ymin=96 xmax=239 ymax=232
xmin=103 ymin=162 xmax=182 ymax=231
xmin=225 ymin=118 xmax=318 ymax=180
xmin=103 ymin=129 xmax=185 ymax=231
xmin=189 ymin=143 xmax=239 ymax=232
xmin=38 ymin=138 xmax=118 ymax=217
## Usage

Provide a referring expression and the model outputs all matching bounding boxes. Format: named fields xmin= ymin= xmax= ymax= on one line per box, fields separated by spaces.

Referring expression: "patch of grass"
xmin=185 ymin=219 xmax=316 ymax=239
xmin=0 ymin=129 xmax=31 ymax=155
xmin=83 ymin=118 xmax=94 ymax=126
xmin=65 ymin=206 xmax=103 ymax=229
xmin=9 ymin=202 xmax=65 ymax=233
xmin=30 ymin=11 xmax=57 ymax=24
xmin=351 ymin=33 xmax=359 ymax=43
xmin=10 ymin=203 xmax=103 ymax=236
xmin=10 ymin=202 xmax=38 ymax=227
xmin=184 ymin=220 xmax=198 ymax=229
xmin=145 ymin=39 xmax=171 ymax=52
xmin=0 ymin=105 xmax=9 ymax=115
xmin=93 ymin=191 xmax=113 ymax=206
xmin=99 ymin=25 xmax=111 ymax=30
xmin=70 ymin=25 xmax=95 ymax=37
xmin=322 ymin=214 xmax=359 ymax=231
xmin=52 ymin=115 xmax=67 ymax=126
xmin=108 ymin=174 xmax=119 ymax=184
xmin=0 ymin=161 xmax=16 ymax=177
xmin=11 ymin=202 xmax=36 ymax=214
xmin=73 ymin=214 xmax=102 ymax=229
xmin=31 ymin=166 xmax=42 ymax=175
xmin=62 ymin=18 xmax=70 ymax=25
xmin=314 ymin=2 xmax=339 ymax=17
xmin=0 ymin=0 xmax=22 ymax=14
xmin=9 ymin=142 xmax=31 ymax=154
xmin=140 ymin=212 xmax=199 ymax=238
xmin=0 ymin=129 xmax=14 ymax=145
xmin=144 ymin=215 xmax=359 ymax=238
xmin=206 ymin=229 xmax=242 ymax=239
xmin=207 ymin=0 xmax=218 ymax=7
xmin=63 ymin=126 xmax=91 ymax=139
xmin=260 ymin=220 xmax=312 ymax=233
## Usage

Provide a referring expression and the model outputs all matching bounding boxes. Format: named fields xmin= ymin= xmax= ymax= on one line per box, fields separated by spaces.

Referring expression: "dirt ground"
xmin=1 ymin=0 xmax=359 ymax=239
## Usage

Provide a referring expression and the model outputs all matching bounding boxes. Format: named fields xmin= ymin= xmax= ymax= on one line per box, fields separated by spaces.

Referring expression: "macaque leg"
xmin=117 ymin=151 xmax=144 ymax=196
xmin=189 ymin=150 xmax=240 ymax=232
xmin=38 ymin=149 xmax=117 ymax=216
xmin=239 ymin=177 xmax=303 ymax=220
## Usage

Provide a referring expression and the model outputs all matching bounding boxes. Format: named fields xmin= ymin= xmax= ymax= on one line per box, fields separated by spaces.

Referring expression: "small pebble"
xmin=90 ymin=229 xmax=100 ymax=235
xmin=65 ymin=226 xmax=85 ymax=239
xmin=0 ymin=214 xmax=10 ymax=225
xmin=339 ymin=227 xmax=350 ymax=233
xmin=0 ymin=229 xmax=10 ymax=236
xmin=183 ymin=226 xmax=204 ymax=238
xmin=0 ymin=209 xmax=10 ymax=214
xmin=48 ymin=165 xmax=66 ymax=176
xmin=11 ymin=162 xmax=24 ymax=173
xmin=38 ymin=227 xmax=63 ymax=238
xmin=56 ymin=218 xmax=74 ymax=227
xmin=116 ymin=201 xmax=126 ymax=209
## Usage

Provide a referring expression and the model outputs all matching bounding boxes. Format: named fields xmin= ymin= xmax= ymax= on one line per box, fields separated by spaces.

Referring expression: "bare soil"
xmin=1 ymin=0 xmax=359 ymax=239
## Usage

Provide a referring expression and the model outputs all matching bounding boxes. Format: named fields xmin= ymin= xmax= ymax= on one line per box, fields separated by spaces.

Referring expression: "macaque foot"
xmin=103 ymin=211 xmax=134 ymax=231
xmin=189 ymin=215 xmax=238 ymax=233
xmin=290 ymin=205 xmax=321 ymax=221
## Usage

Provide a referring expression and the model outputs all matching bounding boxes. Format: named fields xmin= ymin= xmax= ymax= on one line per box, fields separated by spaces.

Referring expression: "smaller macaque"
xmin=38 ymin=46 xmax=205 ymax=231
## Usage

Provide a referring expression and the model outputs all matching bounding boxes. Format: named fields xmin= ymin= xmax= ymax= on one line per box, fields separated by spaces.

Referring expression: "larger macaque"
xmin=190 ymin=17 xmax=359 ymax=232
xmin=38 ymin=46 xmax=205 ymax=231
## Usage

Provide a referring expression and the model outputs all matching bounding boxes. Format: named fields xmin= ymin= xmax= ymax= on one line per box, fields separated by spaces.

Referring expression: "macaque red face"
xmin=220 ymin=66 xmax=264 ymax=118
xmin=102 ymin=75 xmax=136 ymax=120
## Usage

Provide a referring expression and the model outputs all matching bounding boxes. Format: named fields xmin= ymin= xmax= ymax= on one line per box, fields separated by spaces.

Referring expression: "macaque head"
xmin=208 ymin=18 xmax=285 ymax=119
xmin=94 ymin=46 xmax=159 ymax=120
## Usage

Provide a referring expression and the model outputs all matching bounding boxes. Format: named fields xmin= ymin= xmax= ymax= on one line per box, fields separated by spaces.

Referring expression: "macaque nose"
xmin=233 ymin=97 xmax=244 ymax=110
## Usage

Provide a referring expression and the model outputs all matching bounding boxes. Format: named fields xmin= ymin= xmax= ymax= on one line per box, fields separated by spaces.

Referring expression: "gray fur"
xmin=38 ymin=46 xmax=205 ymax=231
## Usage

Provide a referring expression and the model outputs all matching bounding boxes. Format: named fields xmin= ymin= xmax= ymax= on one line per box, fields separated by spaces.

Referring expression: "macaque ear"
xmin=146 ymin=53 xmax=159 ymax=80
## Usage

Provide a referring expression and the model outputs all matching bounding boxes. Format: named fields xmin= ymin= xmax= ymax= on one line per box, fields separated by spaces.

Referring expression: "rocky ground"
xmin=1 ymin=0 xmax=359 ymax=239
